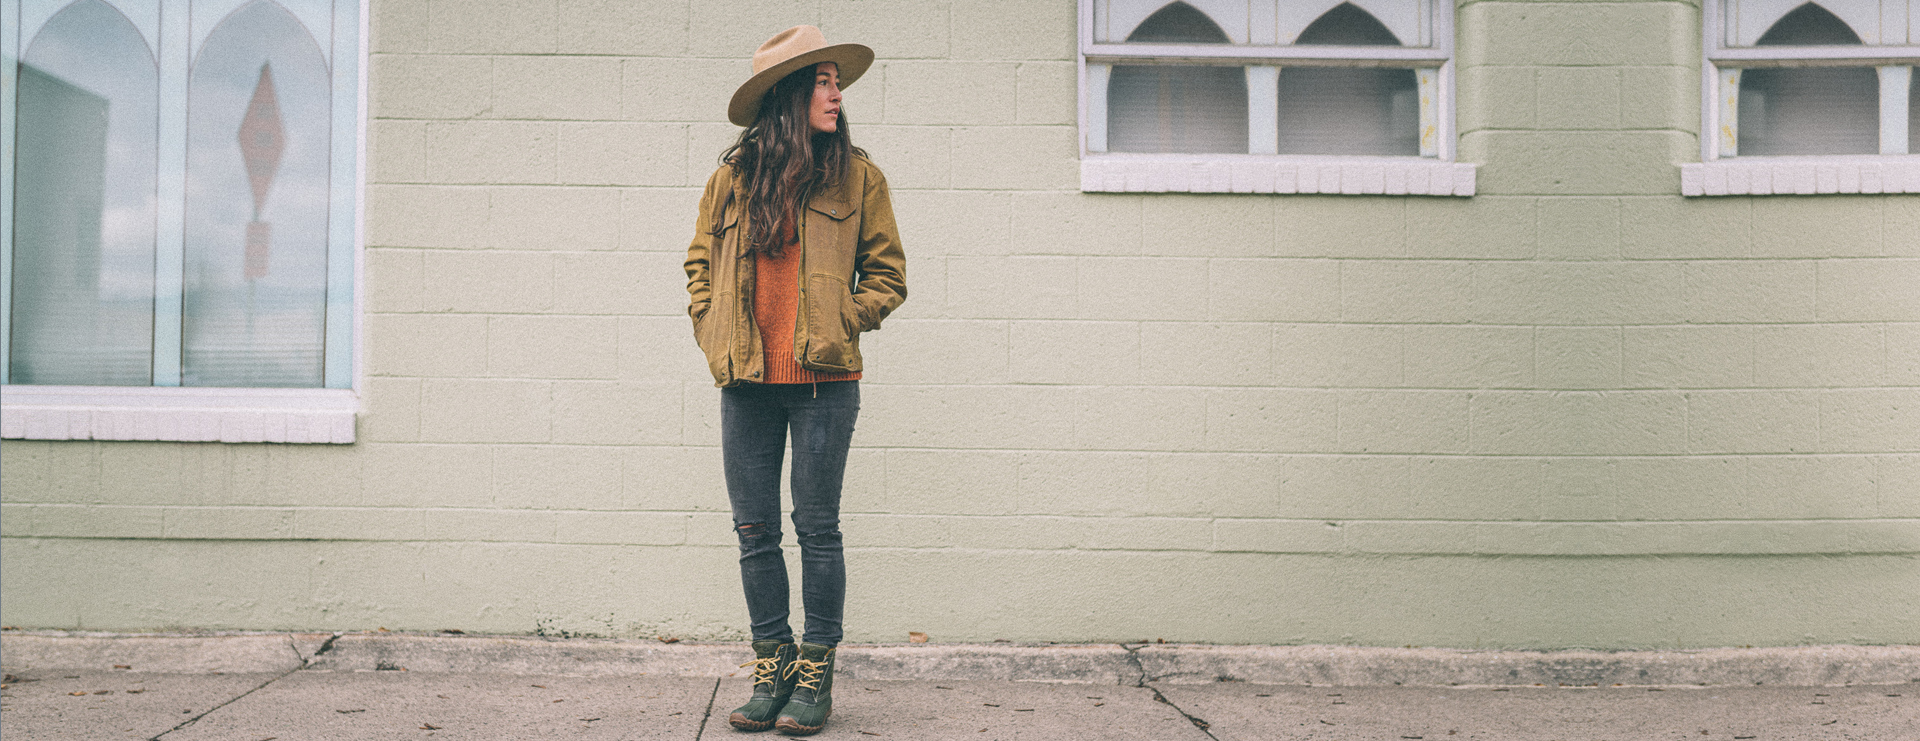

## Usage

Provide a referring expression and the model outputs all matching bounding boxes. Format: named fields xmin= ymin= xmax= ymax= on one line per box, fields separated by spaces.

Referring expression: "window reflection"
xmin=1108 ymin=2 xmax=1250 ymax=153
xmin=1736 ymin=4 xmax=1879 ymax=156
xmin=1276 ymin=3 xmax=1419 ymax=156
xmin=182 ymin=0 xmax=332 ymax=387
xmin=11 ymin=0 xmax=159 ymax=386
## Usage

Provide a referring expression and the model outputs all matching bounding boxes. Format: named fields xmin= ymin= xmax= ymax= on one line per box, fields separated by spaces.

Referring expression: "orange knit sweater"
xmin=753 ymin=223 xmax=861 ymax=385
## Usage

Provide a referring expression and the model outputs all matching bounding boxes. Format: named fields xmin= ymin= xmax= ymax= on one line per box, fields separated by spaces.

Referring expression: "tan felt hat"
xmin=728 ymin=25 xmax=873 ymax=127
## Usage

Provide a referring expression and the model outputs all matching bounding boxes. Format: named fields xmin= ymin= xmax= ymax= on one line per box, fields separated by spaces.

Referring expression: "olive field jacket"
xmin=683 ymin=156 xmax=906 ymax=387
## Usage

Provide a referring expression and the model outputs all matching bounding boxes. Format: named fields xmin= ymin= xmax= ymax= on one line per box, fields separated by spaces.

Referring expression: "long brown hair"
xmin=716 ymin=63 xmax=865 ymax=256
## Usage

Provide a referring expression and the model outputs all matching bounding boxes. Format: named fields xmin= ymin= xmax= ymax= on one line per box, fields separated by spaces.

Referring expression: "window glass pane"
xmin=11 ymin=0 xmax=159 ymax=386
xmin=182 ymin=0 xmax=332 ymax=387
xmin=1736 ymin=4 xmax=1879 ymax=156
xmin=1108 ymin=2 xmax=1249 ymax=153
xmin=1276 ymin=3 xmax=1419 ymax=156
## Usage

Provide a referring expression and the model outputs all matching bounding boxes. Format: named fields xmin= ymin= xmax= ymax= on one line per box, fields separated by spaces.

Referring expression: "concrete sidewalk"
xmin=2 ymin=632 xmax=1916 ymax=740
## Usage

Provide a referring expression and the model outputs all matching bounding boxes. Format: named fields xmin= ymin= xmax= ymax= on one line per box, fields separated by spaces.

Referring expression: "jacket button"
xmin=830 ymin=209 xmax=837 ymax=215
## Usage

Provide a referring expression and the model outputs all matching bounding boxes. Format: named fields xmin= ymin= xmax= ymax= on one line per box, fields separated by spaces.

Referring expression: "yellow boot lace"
xmin=739 ymin=656 xmax=783 ymax=689
xmin=783 ymin=656 xmax=829 ymax=691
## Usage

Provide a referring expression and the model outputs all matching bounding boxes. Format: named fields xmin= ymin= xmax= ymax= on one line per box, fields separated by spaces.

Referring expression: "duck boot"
xmin=773 ymin=643 xmax=836 ymax=735
xmin=728 ymin=640 xmax=797 ymax=731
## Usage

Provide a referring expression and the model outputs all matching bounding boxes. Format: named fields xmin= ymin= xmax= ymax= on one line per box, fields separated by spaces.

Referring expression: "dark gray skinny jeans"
xmin=721 ymin=380 xmax=859 ymax=648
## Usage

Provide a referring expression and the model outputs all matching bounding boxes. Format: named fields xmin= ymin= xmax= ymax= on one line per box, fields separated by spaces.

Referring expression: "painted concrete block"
xmin=1014 ymin=192 xmax=1143 ymax=255
xmin=681 ymin=380 xmax=722 ymax=447
xmin=1272 ymin=455 xmax=1410 ymax=519
xmin=263 ymin=445 xmax=366 ymax=508
xmin=1687 ymin=391 xmax=1821 ymax=454
xmin=1475 ymin=262 xmax=1686 ymax=325
xmin=1461 ymin=3 xmax=1688 ymax=68
xmin=1753 ymin=324 xmax=1885 ymax=387
xmin=1752 ymin=197 xmax=1884 ymax=258
xmin=1017 ymin=62 xmax=1077 ymax=125
xmin=361 ymin=443 xmax=492 ymax=508
xmin=555 ymin=251 xmax=684 ymax=316
xmin=1273 ymin=323 xmax=1402 ymax=388
xmin=686 ymin=0 xmax=821 ymax=59
xmin=290 ymin=507 xmax=424 ymax=541
xmin=371 ymin=120 xmax=427 ymax=183
xmin=1817 ymin=259 xmax=1920 ymax=322
xmin=1141 ymin=194 xmax=1274 ymax=257
xmin=1077 ymin=258 xmax=1208 ymax=320
xmin=1622 ymin=325 xmax=1754 ymax=389
xmin=823 ymin=0 xmax=951 ymax=59
xmin=1404 ymin=196 xmax=1537 ymax=260
xmin=1202 ymin=389 xmax=1339 ymax=453
xmin=619 ymin=187 xmax=704 ymax=252
xmin=1619 ymin=66 xmax=1695 ymax=131
xmin=1006 ymin=320 xmax=1140 ymax=385
xmin=488 ymin=316 xmax=619 ymax=379
xmin=1889 ymin=323 xmax=1920 ymax=386
xmin=494 ymin=445 xmax=626 ymax=510
xmin=1878 ymin=455 xmax=1920 ymax=517
xmin=488 ymin=186 xmax=621 ymax=251
xmin=421 ymin=379 xmax=554 ymax=444
xmin=368 ymin=248 xmax=426 ymax=313
xmin=1886 ymin=198 xmax=1920 ymax=257
xmin=1417 ymin=456 xmax=1545 ymax=521
xmin=1620 ymin=196 xmax=1751 ymax=259
xmin=1274 ymin=196 xmax=1406 ymax=257
xmin=1456 ymin=66 xmax=1535 ymax=133
xmin=945 ymin=256 xmax=1077 ymax=319
xmin=858 ymin=385 xmax=1074 ymax=450
xmin=361 ymin=377 xmax=423 ymax=443
xmin=369 ymin=313 xmax=488 ymax=377
xmin=1211 ymin=519 xmax=1343 ymax=554
xmin=1611 ymin=457 xmax=1746 ymax=520
xmin=1401 ymin=325 xmax=1533 ymax=389
xmin=366 ymin=185 xmax=490 ymax=249
xmin=1068 ymin=387 xmax=1208 ymax=451
xmin=1746 ymin=456 xmax=1879 ymax=519
xmin=1206 ymin=259 xmax=1340 ymax=322
xmin=859 ymin=126 xmax=953 ymax=190
xmin=1140 ymin=321 xmax=1274 ymax=387
xmin=95 ymin=443 xmax=184 ymax=506
xmin=885 ymin=61 xmax=1018 ymax=125
xmin=558 ymin=0 xmax=689 ymax=55
xmin=859 ymin=319 xmax=1010 ymax=385
xmin=892 ymin=190 xmax=1011 ymax=256
xmin=164 ymin=507 xmax=294 ymax=540
xmin=551 ymin=381 xmax=684 ymax=446
xmin=493 ymin=56 xmax=622 ymax=121
xmin=1334 ymin=391 xmax=1471 ymax=454
xmin=1683 ymin=261 xmax=1816 ymax=323
xmin=555 ymin=511 xmax=690 ymax=546
xmin=1535 ymin=326 xmax=1622 ymax=390
xmin=1537 ymin=197 xmax=1619 ymax=260
xmin=950 ymin=126 xmax=1078 ymax=190
xmin=423 ymin=251 xmax=553 ymax=313
xmin=1470 ymin=391 xmax=1686 ymax=455
xmin=1462 ymin=131 xmax=1683 ymax=196
xmin=950 ymin=0 xmax=1074 ymax=60
xmin=621 ymin=446 xmax=727 ymax=513
xmin=617 ymin=316 xmax=710 ymax=383
xmin=1143 ymin=453 xmax=1285 ymax=518
xmin=373 ymin=54 xmax=492 ymax=119
xmin=371 ymin=0 xmax=429 ymax=54
xmin=426 ymin=121 xmax=559 ymax=184
xmin=1017 ymin=451 xmax=1155 ymax=515
xmin=558 ymin=123 xmax=689 ymax=186
xmin=1340 ymin=261 xmax=1473 ymax=323
xmin=1820 ymin=389 xmax=1920 ymax=453
xmin=843 ymin=513 xmax=953 ymax=548
xmin=621 ymin=59 xmax=739 ymax=122
xmin=882 ymin=449 xmax=1025 ymax=516
xmin=428 ymin=0 xmax=558 ymax=54
xmin=1535 ymin=68 xmax=1621 ymax=131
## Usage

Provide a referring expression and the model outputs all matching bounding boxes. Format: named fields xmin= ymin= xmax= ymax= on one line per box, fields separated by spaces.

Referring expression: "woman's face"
xmin=808 ymin=63 xmax=842 ymax=134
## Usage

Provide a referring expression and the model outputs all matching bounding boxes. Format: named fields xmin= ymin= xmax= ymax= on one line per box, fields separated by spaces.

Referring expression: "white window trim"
xmin=1686 ymin=0 xmax=1920 ymax=196
xmin=0 ymin=0 xmax=368 ymax=443
xmin=1077 ymin=0 xmax=1473 ymax=196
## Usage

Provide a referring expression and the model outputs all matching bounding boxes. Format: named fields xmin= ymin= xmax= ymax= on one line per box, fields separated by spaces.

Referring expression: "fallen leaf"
xmin=553 ymin=699 xmax=564 ymax=703
xmin=982 ymin=703 xmax=999 ymax=707
xmin=113 ymin=665 xmax=131 ymax=670
xmin=441 ymin=629 xmax=464 ymax=634
xmin=376 ymin=627 xmax=390 ymax=633
xmin=125 ymin=689 xmax=144 ymax=694
xmin=657 ymin=636 xmax=681 ymax=644
xmin=935 ymin=686 xmax=952 ymax=690
xmin=436 ymin=694 xmax=448 ymax=699
xmin=1320 ymin=720 xmax=1336 ymax=726
xmin=420 ymin=723 xmax=440 ymax=730
xmin=669 ymin=712 xmax=683 ymax=716
xmin=863 ymin=687 xmax=881 ymax=692
xmin=68 ymin=691 xmax=88 ymax=696
xmin=908 ymin=632 xmax=928 ymax=643
xmin=1093 ymin=702 xmax=1104 ymax=706
xmin=531 ymin=685 xmax=547 ymax=689
xmin=93 ymin=690 xmax=113 ymax=695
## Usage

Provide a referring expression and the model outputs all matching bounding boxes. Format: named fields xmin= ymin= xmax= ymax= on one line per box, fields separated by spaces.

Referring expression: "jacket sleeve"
xmin=684 ymin=167 xmax=729 ymax=323
xmin=851 ymin=164 xmax=907 ymax=331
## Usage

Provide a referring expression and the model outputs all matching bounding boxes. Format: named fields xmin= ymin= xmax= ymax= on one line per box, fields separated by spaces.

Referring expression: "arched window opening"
xmin=1736 ymin=3 xmax=1878 ymax=155
xmin=1108 ymin=2 xmax=1249 ymax=153
xmin=1276 ymin=3 xmax=1419 ymax=155
xmin=11 ymin=0 xmax=160 ymax=386
xmin=182 ymin=0 xmax=333 ymax=387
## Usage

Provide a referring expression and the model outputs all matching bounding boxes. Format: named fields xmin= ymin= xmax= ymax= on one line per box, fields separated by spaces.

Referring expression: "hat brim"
xmin=728 ymin=43 xmax=874 ymax=127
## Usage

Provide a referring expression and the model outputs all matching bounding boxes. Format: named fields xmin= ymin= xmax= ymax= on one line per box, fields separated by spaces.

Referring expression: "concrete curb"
xmin=4 ymin=632 xmax=1917 ymax=687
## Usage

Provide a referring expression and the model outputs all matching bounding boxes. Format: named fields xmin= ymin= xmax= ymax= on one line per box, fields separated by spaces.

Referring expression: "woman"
xmin=683 ymin=25 xmax=905 ymax=736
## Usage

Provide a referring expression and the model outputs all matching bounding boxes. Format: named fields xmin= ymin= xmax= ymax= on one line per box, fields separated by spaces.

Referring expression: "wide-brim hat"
xmin=728 ymin=25 xmax=873 ymax=127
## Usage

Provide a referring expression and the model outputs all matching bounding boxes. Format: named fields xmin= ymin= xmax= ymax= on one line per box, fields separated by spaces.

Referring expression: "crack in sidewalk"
xmin=149 ymin=633 xmax=342 ymax=741
xmin=1119 ymin=643 xmax=1218 ymax=741
xmin=691 ymin=676 xmax=721 ymax=740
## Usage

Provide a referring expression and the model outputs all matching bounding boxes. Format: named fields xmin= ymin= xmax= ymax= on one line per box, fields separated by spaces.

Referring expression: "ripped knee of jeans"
xmin=736 ymin=522 xmax=777 ymax=540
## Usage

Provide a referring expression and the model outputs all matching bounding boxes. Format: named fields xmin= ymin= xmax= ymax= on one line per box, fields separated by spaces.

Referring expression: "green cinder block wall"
xmin=3 ymin=0 xmax=1916 ymax=648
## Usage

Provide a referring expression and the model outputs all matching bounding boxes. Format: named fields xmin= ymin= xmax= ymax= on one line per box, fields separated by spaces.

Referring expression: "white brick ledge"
xmin=1681 ymin=157 xmax=1920 ymax=196
xmin=1 ymin=386 xmax=357 ymax=444
xmin=1082 ymin=155 xmax=1476 ymax=195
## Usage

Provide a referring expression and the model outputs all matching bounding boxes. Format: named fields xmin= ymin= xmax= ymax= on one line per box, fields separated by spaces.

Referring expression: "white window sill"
xmin=1681 ymin=156 xmax=1920 ymax=196
xmin=1 ymin=386 xmax=358 ymax=444
xmin=1081 ymin=154 xmax=1476 ymax=196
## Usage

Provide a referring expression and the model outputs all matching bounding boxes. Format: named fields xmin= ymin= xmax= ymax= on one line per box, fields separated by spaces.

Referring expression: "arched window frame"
xmin=0 ymin=0 xmax=366 ymax=442
xmin=1079 ymin=0 xmax=1472 ymax=195
xmin=1687 ymin=0 xmax=1920 ymax=195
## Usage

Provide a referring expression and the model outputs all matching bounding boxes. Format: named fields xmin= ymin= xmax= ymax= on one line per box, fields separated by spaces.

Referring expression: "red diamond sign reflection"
xmin=238 ymin=63 xmax=284 ymax=220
